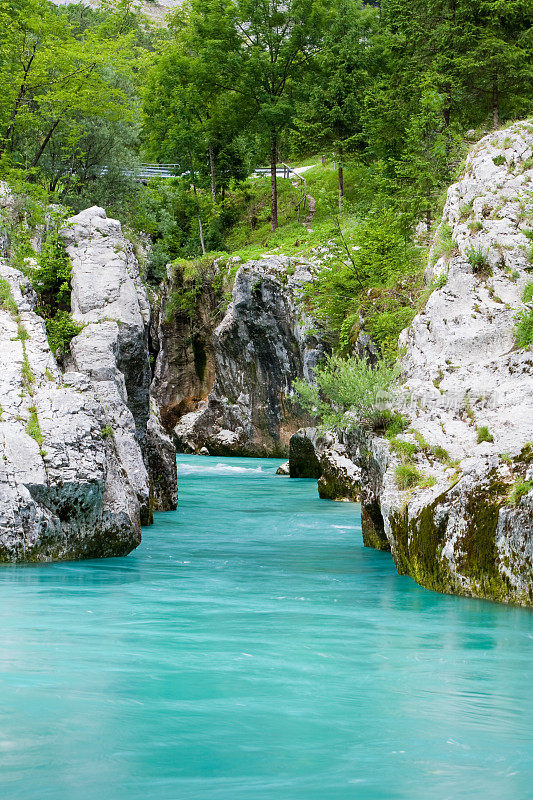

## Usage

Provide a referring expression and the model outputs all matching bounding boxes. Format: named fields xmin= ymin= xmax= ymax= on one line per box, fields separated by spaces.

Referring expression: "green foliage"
xmin=380 ymin=410 xmax=410 ymax=439
xmin=508 ymin=479 xmax=532 ymax=507
xmin=395 ymin=463 xmax=422 ymax=490
xmin=476 ymin=425 xmax=494 ymax=444
xmin=466 ymin=244 xmax=491 ymax=274
xmin=492 ymin=155 xmax=506 ymax=166
xmin=304 ymin=210 xmax=424 ymax=355
xmin=101 ymin=424 xmax=113 ymax=439
xmin=389 ymin=438 xmax=418 ymax=462
xmin=0 ymin=0 xmax=147 ymax=211
xmin=25 ymin=406 xmax=43 ymax=446
xmin=164 ymin=254 xmax=224 ymax=323
xmin=32 ymin=229 xmax=72 ymax=308
xmin=513 ymin=282 xmax=533 ymax=348
xmin=435 ymin=270 xmax=448 ymax=289
xmin=431 ymin=445 xmax=451 ymax=464
xmin=45 ymin=311 xmax=83 ymax=358
xmin=292 ymin=354 xmax=401 ymax=431
xmin=0 ymin=277 xmax=18 ymax=316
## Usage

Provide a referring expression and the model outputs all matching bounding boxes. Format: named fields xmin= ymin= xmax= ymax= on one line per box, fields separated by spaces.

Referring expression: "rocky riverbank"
xmin=0 ymin=198 xmax=176 ymax=562
xmin=289 ymin=123 xmax=533 ymax=606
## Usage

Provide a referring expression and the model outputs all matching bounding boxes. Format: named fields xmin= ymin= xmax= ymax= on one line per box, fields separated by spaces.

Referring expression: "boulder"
xmin=361 ymin=122 xmax=533 ymax=604
xmin=153 ymin=256 xmax=327 ymax=456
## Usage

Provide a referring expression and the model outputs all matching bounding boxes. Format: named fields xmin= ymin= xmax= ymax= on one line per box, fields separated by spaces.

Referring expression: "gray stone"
xmin=153 ymin=256 xmax=327 ymax=457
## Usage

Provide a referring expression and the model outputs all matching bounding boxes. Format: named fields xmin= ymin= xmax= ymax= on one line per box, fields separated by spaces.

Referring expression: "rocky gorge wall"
xmin=151 ymin=256 xmax=326 ymax=457
xmin=0 ymin=198 xmax=177 ymax=562
xmin=289 ymin=122 xmax=533 ymax=606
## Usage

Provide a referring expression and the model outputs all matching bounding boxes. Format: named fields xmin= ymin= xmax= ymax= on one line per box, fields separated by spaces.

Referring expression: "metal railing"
xmin=109 ymin=162 xmax=308 ymax=220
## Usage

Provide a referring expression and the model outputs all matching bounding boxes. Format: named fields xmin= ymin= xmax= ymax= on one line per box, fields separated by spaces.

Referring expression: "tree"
xmin=0 ymin=0 xmax=139 ymax=189
xmin=183 ymin=0 xmax=328 ymax=230
xmin=294 ymin=0 xmax=378 ymax=212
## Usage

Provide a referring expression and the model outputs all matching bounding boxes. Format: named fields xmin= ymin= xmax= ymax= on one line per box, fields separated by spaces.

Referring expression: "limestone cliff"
xmin=291 ymin=122 xmax=533 ymax=606
xmin=152 ymin=256 xmax=326 ymax=457
xmin=0 ymin=202 xmax=176 ymax=562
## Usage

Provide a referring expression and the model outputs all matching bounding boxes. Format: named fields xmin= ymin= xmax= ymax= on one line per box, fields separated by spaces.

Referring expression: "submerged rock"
xmin=289 ymin=428 xmax=361 ymax=500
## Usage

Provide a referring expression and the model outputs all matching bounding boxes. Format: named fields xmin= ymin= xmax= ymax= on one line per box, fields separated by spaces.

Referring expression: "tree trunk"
xmin=0 ymin=45 xmax=37 ymax=157
xmin=270 ymin=131 xmax=278 ymax=231
xmin=208 ymin=144 xmax=216 ymax=204
xmin=338 ymin=145 xmax=344 ymax=215
xmin=198 ymin=216 xmax=206 ymax=255
xmin=492 ymin=76 xmax=499 ymax=129
xmin=32 ymin=119 xmax=61 ymax=168
xmin=188 ymin=145 xmax=205 ymax=255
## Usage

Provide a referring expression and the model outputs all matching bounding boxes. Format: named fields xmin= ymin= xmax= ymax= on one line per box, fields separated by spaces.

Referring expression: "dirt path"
xmin=304 ymin=194 xmax=316 ymax=231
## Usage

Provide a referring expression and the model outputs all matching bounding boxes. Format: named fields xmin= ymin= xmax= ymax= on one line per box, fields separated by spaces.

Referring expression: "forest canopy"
xmin=0 ymin=0 xmax=531 ymax=279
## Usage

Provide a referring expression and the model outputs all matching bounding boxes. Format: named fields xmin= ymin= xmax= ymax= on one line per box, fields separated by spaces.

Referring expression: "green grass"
xmin=25 ymin=406 xmax=43 ymax=446
xmin=466 ymin=244 xmax=491 ymax=274
xmin=0 ymin=277 xmax=18 ymax=316
xmin=513 ymin=282 xmax=533 ymax=348
xmin=476 ymin=425 xmax=494 ymax=444
xmin=508 ymin=479 xmax=532 ymax=506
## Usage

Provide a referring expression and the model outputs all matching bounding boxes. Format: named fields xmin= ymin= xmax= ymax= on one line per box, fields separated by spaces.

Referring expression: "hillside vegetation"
xmin=1 ymin=0 xmax=532 ymax=358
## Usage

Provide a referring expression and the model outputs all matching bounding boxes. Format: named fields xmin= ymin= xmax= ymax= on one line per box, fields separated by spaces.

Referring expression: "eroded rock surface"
xmin=289 ymin=428 xmax=361 ymax=501
xmin=0 ymin=263 xmax=141 ymax=560
xmin=376 ymin=122 xmax=533 ymax=604
xmin=0 ymin=204 xmax=176 ymax=563
xmin=154 ymin=256 xmax=326 ymax=457
xmin=298 ymin=123 xmax=533 ymax=605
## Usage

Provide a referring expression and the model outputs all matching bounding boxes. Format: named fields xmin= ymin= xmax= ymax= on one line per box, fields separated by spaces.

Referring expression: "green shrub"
xmin=45 ymin=311 xmax=84 ymax=358
xmin=513 ymin=282 xmax=533 ymax=348
xmin=0 ymin=277 xmax=18 ymax=316
xmin=292 ymin=354 xmax=401 ymax=432
xmin=476 ymin=425 xmax=494 ymax=444
xmin=435 ymin=270 xmax=448 ymax=289
xmin=508 ymin=479 xmax=532 ymax=506
xmin=395 ymin=463 xmax=422 ymax=490
xmin=492 ymin=155 xmax=506 ymax=166
xmin=26 ymin=406 xmax=43 ymax=446
xmin=466 ymin=244 xmax=491 ymax=274
xmin=31 ymin=231 xmax=72 ymax=309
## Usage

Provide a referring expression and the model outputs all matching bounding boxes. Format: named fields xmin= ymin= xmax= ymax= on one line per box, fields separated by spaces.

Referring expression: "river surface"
xmin=0 ymin=455 xmax=532 ymax=800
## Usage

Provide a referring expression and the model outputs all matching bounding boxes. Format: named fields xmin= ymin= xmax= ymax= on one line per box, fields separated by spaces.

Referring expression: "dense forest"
xmin=1 ymin=0 xmax=532 ymax=355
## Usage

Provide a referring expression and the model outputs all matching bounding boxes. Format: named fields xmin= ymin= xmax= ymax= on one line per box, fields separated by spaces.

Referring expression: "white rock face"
xmin=0 ymin=262 xmax=140 ymax=560
xmin=64 ymin=206 xmax=153 ymax=521
xmin=0 ymin=204 xmax=176 ymax=562
xmin=369 ymin=122 xmax=533 ymax=604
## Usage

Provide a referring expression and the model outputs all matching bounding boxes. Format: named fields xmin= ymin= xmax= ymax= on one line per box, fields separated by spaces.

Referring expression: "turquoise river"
xmin=0 ymin=455 xmax=532 ymax=800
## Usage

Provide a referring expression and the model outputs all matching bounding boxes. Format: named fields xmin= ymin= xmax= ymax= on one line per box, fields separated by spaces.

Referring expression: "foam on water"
xmin=178 ymin=461 xmax=266 ymax=475
xmin=0 ymin=454 xmax=531 ymax=800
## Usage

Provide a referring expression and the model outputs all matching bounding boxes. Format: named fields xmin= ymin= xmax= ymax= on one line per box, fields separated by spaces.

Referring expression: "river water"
xmin=0 ymin=455 xmax=531 ymax=800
